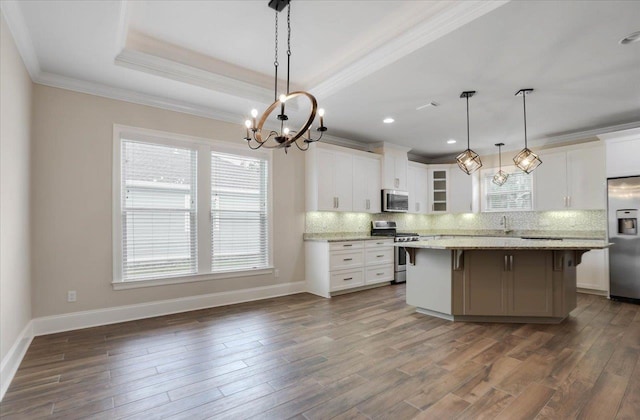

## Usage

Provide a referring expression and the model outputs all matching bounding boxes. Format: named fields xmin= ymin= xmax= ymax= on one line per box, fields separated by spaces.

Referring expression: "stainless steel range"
xmin=371 ymin=221 xmax=419 ymax=283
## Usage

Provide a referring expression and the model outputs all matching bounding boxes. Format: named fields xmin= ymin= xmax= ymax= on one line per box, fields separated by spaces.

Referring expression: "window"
xmin=481 ymin=165 xmax=533 ymax=212
xmin=211 ymin=151 xmax=268 ymax=272
xmin=113 ymin=126 xmax=272 ymax=287
xmin=121 ymin=140 xmax=197 ymax=280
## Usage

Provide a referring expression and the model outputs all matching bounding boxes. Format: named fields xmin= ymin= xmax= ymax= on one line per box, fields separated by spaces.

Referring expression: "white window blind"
xmin=211 ymin=151 xmax=269 ymax=272
xmin=121 ymin=140 xmax=197 ymax=280
xmin=481 ymin=166 xmax=533 ymax=212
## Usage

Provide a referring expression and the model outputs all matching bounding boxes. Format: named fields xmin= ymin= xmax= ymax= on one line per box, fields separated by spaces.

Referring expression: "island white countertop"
xmin=396 ymin=237 xmax=610 ymax=250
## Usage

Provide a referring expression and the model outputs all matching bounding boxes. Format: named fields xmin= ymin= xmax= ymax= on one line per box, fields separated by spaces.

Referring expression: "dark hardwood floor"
xmin=1 ymin=284 xmax=639 ymax=419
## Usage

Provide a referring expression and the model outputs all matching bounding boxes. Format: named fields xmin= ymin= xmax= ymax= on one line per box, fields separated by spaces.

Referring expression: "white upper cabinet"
xmin=375 ymin=143 xmax=410 ymax=191
xmin=535 ymin=144 xmax=605 ymax=211
xmin=428 ymin=165 xmax=450 ymax=213
xmin=449 ymin=165 xmax=479 ymax=214
xmin=307 ymin=143 xmax=382 ymax=213
xmin=407 ymin=162 xmax=429 ymax=214
xmin=307 ymin=145 xmax=353 ymax=212
xmin=353 ymin=155 xmax=381 ymax=213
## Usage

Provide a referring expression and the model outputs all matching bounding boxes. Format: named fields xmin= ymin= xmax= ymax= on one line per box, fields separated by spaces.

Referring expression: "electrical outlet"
xmin=67 ymin=290 xmax=77 ymax=302
xmin=274 ymin=269 xmax=280 ymax=278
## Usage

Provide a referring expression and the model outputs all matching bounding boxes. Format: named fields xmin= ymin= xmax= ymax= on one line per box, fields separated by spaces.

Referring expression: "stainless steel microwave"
xmin=382 ymin=189 xmax=408 ymax=212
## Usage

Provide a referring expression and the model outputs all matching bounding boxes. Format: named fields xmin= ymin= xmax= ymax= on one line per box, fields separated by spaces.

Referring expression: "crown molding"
xmin=35 ymin=71 xmax=243 ymax=125
xmin=308 ymin=0 xmax=508 ymax=100
xmin=0 ymin=0 xmax=40 ymax=79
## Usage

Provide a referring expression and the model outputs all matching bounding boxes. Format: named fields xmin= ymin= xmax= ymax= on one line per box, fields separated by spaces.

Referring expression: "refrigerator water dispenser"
xmin=617 ymin=209 xmax=638 ymax=235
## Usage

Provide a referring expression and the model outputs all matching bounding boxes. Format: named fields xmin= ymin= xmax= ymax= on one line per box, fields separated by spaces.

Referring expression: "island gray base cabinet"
xmin=406 ymin=247 xmax=580 ymax=323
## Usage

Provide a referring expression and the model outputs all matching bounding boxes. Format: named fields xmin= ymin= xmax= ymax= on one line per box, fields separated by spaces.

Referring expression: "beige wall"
xmin=31 ymin=85 xmax=305 ymax=317
xmin=0 ymin=15 xmax=33 ymax=360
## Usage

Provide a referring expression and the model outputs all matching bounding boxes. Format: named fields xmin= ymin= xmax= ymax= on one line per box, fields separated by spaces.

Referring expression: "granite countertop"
xmin=303 ymin=229 xmax=606 ymax=242
xmin=397 ymin=237 xmax=610 ymax=250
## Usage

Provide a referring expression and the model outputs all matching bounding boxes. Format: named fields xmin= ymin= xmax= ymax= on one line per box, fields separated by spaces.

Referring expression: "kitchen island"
xmin=400 ymin=237 xmax=610 ymax=323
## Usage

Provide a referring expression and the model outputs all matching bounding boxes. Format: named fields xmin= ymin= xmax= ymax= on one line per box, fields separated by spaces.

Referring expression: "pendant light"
xmin=244 ymin=0 xmax=327 ymax=153
xmin=513 ymin=88 xmax=542 ymax=173
xmin=492 ymin=143 xmax=509 ymax=186
xmin=456 ymin=91 xmax=482 ymax=175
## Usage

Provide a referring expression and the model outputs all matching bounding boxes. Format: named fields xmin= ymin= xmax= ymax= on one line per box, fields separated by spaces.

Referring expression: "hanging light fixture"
xmin=513 ymin=88 xmax=541 ymax=173
xmin=244 ymin=0 xmax=327 ymax=153
xmin=492 ymin=143 xmax=509 ymax=186
xmin=456 ymin=91 xmax=482 ymax=175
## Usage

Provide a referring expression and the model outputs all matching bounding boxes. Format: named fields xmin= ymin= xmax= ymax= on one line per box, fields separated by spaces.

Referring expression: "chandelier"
xmin=456 ymin=91 xmax=483 ymax=175
xmin=513 ymin=88 xmax=542 ymax=173
xmin=244 ymin=0 xmax=327 ymax=152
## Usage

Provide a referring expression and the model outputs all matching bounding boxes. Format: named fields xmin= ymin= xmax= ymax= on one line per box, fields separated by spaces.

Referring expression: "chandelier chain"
xmin=286 ymin=3 xmax=291 ymax=95
xmin=273 ymin=10 xmax=279 ymax=101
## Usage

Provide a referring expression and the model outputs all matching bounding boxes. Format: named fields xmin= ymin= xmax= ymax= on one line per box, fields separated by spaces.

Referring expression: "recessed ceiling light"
xmin=383 ymin=118 xmax=395 ymax=124
xmin=447 ymin=139 xmax=457 ymax=144
xmin=620 ymin=30 xmax=640 ymax=45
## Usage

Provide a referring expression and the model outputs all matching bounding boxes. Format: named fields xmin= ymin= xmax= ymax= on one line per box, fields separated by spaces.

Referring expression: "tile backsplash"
xmin=305 ymin=210 xmax=606 ymax=233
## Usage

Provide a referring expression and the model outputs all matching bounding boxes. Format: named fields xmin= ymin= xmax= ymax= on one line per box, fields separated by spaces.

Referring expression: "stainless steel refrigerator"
xmin=608 ymin=176 xmax=640 ymax=302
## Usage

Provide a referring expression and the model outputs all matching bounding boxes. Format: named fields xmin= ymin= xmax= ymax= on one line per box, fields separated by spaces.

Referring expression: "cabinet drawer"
xmin=330 ymin=250 xmax=364 ymax=270
xmin=365 ymin=238 xmax=394 ymax=248
xmin=365 ymin=248 xmax=394 ymax=265
xmin=365 ymin=264 xmax=394 ymax=284
xmin=330 ymin=269 xmax=365 ymax=291
xmin=329 ymin=241 xmax=364 ymax=251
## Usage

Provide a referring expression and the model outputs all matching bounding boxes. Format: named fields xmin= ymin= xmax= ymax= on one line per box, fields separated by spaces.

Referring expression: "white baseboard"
xmin=577 ymin=287 xmax=609 ymax=297
xmin=32 ymin=281 xmax=306 ymax=336
xmin=1 ymin=320 xmax=34 ymax=401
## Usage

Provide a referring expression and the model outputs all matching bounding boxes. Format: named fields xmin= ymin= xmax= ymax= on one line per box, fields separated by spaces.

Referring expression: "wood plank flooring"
xmin=2 ymin=284 xmax=639 ymax=419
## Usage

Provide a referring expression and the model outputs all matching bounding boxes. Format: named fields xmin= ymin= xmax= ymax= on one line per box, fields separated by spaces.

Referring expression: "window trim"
xmin=112 ymin=124 xmax=273 ymax=288
xmin=479 ymin=165 xmax=535 ymax=213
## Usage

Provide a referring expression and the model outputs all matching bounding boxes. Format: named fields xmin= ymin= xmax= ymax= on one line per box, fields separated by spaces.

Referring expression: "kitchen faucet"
xmin=501 ymin=215 xmax=511 ymax=234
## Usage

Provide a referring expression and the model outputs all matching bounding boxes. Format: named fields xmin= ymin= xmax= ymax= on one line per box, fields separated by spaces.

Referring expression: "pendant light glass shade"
xmin=513 ymin=88 xmax=541 ymax=173
xmin=492 ymin=142 xmax=509 ymax=186
xmin=456 ymin=91 xmax=482 ymax=175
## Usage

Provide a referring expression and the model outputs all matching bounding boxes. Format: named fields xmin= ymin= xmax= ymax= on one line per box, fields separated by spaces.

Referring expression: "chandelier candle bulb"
xmin=319 ymin=108 xmax=325 ymax=128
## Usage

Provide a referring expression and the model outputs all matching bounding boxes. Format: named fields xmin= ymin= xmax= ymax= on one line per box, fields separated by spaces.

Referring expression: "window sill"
xmin=112 ymin=267 xmax=274 ymax=290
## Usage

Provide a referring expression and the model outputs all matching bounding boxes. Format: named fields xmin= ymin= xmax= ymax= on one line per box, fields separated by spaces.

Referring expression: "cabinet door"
xmin=449 ymin=166 xmax=477 ymax=214
xmin=567 ymin=147 xmax=606 ymax=210
xmin=354 ymin=156 xmax=380 ymax=213
xmin=508 ymin=251 xmax=553 ymax=316
xmin=408 ymin=164 xmax=429 ymax=214
xmin=316 ymin=148 xmax=336 ymax=211
xmin=534 ymin=152 xmax=567 ymax=211
xmin=334 ymin=152 xmax=353 ymax=211
xmin=394 ymin=154 xmax=408 ymax=191
xmin=429 ymin=168 xmax=449 ymax=213
xmin=463 ymin=251 xmax=508 ymax=315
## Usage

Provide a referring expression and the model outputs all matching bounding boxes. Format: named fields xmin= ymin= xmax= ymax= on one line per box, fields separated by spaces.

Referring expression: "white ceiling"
xmin=3 ymin=0 xmax=640 ymax=159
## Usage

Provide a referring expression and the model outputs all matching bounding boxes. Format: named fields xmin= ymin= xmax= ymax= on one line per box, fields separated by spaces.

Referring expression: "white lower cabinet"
xmin=577 ymin=248 xmax=609 ymax=294
xmin=306 ymin=239 xmax=394 ymax=298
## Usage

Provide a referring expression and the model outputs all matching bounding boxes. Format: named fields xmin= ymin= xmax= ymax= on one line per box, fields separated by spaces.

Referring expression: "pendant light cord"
xmin=522 ymin=92 xmax=528 ymax=148
xmin=466 ymin=94 xmax=470 ymax=150
xmin=498 ymin=144 xmax=502 ymax=170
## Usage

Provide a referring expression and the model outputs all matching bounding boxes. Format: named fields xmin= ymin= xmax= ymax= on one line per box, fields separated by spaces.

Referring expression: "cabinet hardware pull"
xmin=510 ymin=255 xmax=514 ymax=271
xmin=504 ymin=255 xmax=509 ymax=271
xmin=376 ymin=272 xmax=383 ymax=275
xmin=337 ymin=197 xmax=339 ymax=208
xmin=343 ymin=258 xmax=353 ymax=261
xmin=376 ymin=254 xmax=384 ymax=257
xmin=376 ymin=242 xmax=384 ymax=245
xmin=343 ymin=277 xmax=353 ymax=281
xmin=343 ymin=244 xmax=352 ymax=247
xmin=568 ymin=196 xmax=571 ymax=207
